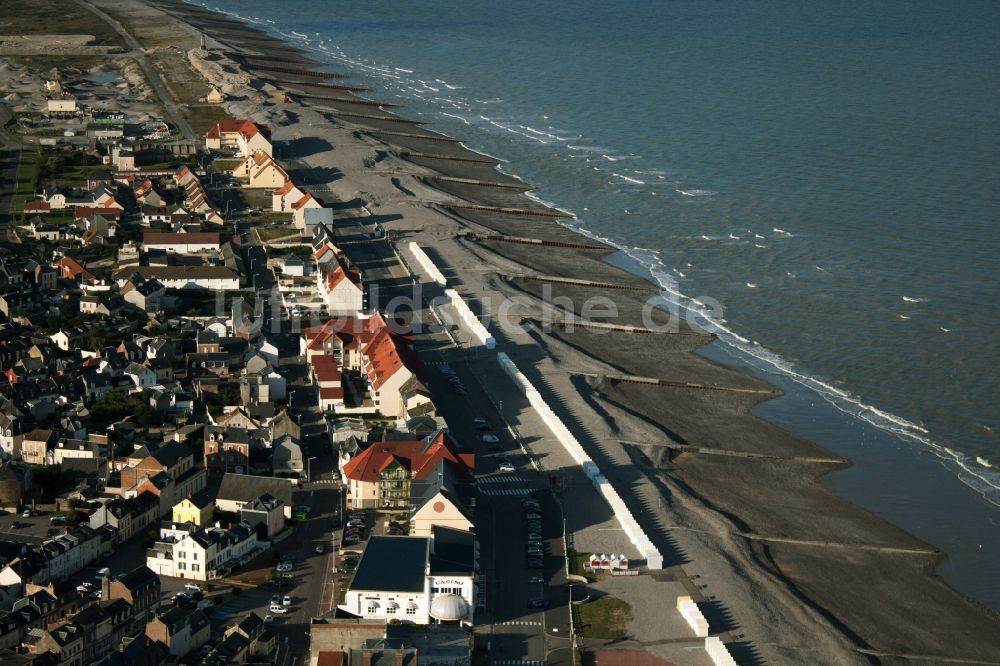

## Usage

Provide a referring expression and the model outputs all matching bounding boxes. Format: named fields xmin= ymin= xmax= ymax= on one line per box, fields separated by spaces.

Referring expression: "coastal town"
xmin=0 ymin=2 xmax=997 ymax=666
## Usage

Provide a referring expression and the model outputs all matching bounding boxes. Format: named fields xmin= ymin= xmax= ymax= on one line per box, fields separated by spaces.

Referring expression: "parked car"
xmin=283 ymin=595 xmax=292 ymax=606
xmin=264 ymin=614 xmax=274 ymax=623
xmin=526 ymin=558 xmax=544 ymax=569
xmin=498 ymin=461 xmax=516 ymax=472
xmin=526 ymin=533 xmax=543 ymax=541
xmin=315 ymin=545 xmax=325 ymax=554
xmin=481 ymin=434 xmax=500 ymax=443
xmin=276 ymin=563 xmax=293 ymax=572
xmin=184 ymin=583 xmax=202 ymax=592
xmin=271 ymin=594 xmax=282 ymax=606
xmin=473 ymin=416 xmax=487 ymax=425
xmin=269 ymin=604 xmax=288 ymax=614
xmin=527 ymin=576 xmax=544 ymax=584
xmin=525 ymin=513 xmax=542 ymax=520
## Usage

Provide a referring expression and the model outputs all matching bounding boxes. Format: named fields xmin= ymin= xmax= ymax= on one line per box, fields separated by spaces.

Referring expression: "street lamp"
xmin=306 ymin=456 xmax=316 ymax=484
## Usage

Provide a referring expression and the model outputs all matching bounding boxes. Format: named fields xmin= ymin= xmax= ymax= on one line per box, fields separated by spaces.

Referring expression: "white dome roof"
xmin=429 ymin=594 xmax=469 ymax=621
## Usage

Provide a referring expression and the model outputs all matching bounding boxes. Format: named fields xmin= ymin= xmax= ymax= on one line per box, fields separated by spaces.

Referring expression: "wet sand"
xmin=134 ymin=0 xmax=1000 ymax=662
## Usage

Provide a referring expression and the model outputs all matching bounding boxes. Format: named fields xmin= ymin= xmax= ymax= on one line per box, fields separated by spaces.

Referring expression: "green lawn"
xmin=256 ymin=225 xmax=300 ymax=242
xmin=574 ymin=595 xmax=632 ymax=640
xmin=10 ymin=148 xmax=41 ymax=218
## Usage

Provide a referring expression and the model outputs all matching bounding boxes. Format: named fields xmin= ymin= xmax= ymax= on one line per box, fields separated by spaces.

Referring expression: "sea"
xmin=195 ymin=0 xmax=1000 ymax=608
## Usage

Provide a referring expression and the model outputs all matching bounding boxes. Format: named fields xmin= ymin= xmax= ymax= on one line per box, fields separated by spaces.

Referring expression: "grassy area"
xmin=212 ymin=159 xmax=243 ymax=173
xmin=0 ymin=0 xmax=125 ymax=48
xmin=150 ymin=51 xmax=204 ymax=105
xmin=184 ymin=105 xmax=230 ymax=137
xmin=256 ymin=226 xmax=300 ymax=242
xmin=574 ymin=595 xmax=632 ymax=640
xmin=252 ymin=212 xmax=295 ymax=224
xmin=9 ymin=148 xmax=41 ymax=217
xmin=568 ymin=549 xmax=598 ymax=582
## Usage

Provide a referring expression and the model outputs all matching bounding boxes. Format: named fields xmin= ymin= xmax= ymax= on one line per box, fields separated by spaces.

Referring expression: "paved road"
xmin=73 ymin=0 xmax=197 ymax=141
xmin=421 ymin=348 xmax=574 ymax=666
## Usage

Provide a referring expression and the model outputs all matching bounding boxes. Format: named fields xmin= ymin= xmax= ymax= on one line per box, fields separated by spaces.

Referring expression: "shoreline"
xmin=94 ymin=0 xmax=1000 ymax=660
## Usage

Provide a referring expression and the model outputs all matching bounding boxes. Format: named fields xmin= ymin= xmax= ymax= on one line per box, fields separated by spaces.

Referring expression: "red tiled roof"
xmin=311 ymin=354 xmax=341 ymax=383
xmin=23 ymin=201 xmax=51 ymax=213
xmin=291 ymin=193 xmax=317 ymax=210
xmin=74 ymin=206 xmax=122 ymax=220
xmin=206 ymin=119 xmax=270 ymax=141
xmin=326 ymin=266 xmax=362 ymax=292
xmin=342 ymin=432 xmax=473 ymax=482
xmin=59 ymin=257 xmax=96 ymax=282
xmin=303 ymin=317 xmax=366 ymax=351
xmin=274 ymin=180 xmax=297 ymax=196
xmin=318 ymin=387 xmax=344 ymax=400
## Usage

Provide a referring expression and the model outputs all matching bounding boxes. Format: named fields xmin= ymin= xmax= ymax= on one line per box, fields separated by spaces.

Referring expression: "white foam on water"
xmin=773 ymin=227 xmax=793 ymax=236
xmin=440 ymin=112 xmax=472 ymax=126
xmin=612 ymin=173 xmax=646 ymax=185
xmin=746 ymin=283 xmax=758 ymax=288
xmin=902 ymin=296 xmax=925 ymax=303
xmin=676 ymin=188 xmax=716 ymax=197
xmin=898 ymin=314 xmax=911 ymax=320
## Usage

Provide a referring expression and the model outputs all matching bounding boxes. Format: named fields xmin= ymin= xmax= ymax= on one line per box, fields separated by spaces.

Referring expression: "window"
xmin=366 ymin=604 xmax=379 ymax=614
xmin=178 ymin=562 xmax=186 ymax=570
xmin=192 ymin=553 xmax=198 ymax=561
xmin=406 ymin=606 xmax=416 ymax=615
xmin=192 ymin=564 xmax=200 ymax=572
xmin=386 ymin=606 xmax=396 ymax=614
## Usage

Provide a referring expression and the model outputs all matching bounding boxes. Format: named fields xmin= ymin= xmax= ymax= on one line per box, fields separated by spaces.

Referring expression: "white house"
xmin=146 ymin=522 xmax=258 ymax=581
xmin=339 ymin=529 xmax=476 ymax=626
xmin=322 ymin=265 xmax=365 ymax=315
xmin=272 ymin=181 xmax=305 ymax=212
xmin=125 ymin=362 xmax=158 ymax=389
xmin=233 ymin=151 xmax=288 ymax=189
xmin=112 ymin=266 xmax=240 ymax=291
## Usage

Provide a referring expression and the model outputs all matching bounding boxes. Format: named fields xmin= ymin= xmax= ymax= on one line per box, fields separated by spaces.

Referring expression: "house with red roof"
xmin=233 ymin=150 xmax=288 ymax=189
xmin=57 ymin=256 xmax=97 ymax=283
xmin=322 ymin=265 xmax=364 ymax=315
xmin=342 ymin=431 xmax=473 ymax=509
xmin=205 ymin=118 xmax=272 ymax=157
xmin=271 ymin=181 xmax=305 ymax=213
xmin=311 ymin=354 xmax=345 ymax=411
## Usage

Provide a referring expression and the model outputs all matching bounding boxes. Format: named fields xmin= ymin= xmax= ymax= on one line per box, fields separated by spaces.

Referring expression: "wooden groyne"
xmin=401 ymin=151 xmax=500 ymax=165
xmin=523 ymin=274 xmax=647 ymax=291
xmin=549 ymin=320 xmax=710 ymax=337
xmin=625 ymin=440 xmax=846 ymax=464
xmin=452 ymin=204 xmax=573 ymax=219
xmin=277 ymin=80 xmax=370 ymax=93
xmin=738 ymin=533 xmax=939 ymax=556
xmin=328 ymin=111 xmax=426 ymax=126
xmin=427 ymin=175 xmax=531 ymax=191
xmin=466 ymin=232 xmax=607 ymax=251
xmin=298 ymin=94 xmax=400 ymax=109
xmin=243 ymin=62 xmax=345 ymax=79
xmin=599 ymin=373 xmax=777 ymax=395
xmin=370 ymin=130 xmax=462 ymax=143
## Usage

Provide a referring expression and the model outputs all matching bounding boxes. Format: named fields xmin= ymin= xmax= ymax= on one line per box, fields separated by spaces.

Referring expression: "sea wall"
xmin=497 ymin=351 xmax=664 ymax=569
xmin=676 ymin=595 xmax=709 ymax=637
xmin=445 ymin=288 xmax=495 ymax=349
xmin=705 ymin=636 xmax=738 ymax=666
xmin=408 ymin=241 xmax=447 ymax=286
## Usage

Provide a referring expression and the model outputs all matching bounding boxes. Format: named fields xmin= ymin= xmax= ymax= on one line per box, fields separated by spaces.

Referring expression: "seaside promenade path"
xmin=73 ymin=0 xmax=197 ymax=141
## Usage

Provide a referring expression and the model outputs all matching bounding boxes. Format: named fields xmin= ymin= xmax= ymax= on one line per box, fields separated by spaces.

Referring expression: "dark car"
xmin=526 ymin=558 xmax=544 ymax=569
xmin=527 ymin=598 xmax=549 ymax=609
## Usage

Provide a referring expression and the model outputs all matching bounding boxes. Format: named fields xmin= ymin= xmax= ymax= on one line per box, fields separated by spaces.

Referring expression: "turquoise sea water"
xmin=195 ymin=0 xmax=1000 ymax=605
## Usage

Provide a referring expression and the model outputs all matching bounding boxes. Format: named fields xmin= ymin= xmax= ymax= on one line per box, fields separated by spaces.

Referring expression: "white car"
xmin=269 ymin=604 xmax=288 ymax=614
xmin=184 ymin=583 xmax=202 ymax=592
xmin=264 ymin=614 xmax=274 ymax=623
xmin=498 ymin=461 xmax=515 ymax=472
xmin=276 ymin=563 xmax=293 ymax=572
xmin=283 ymin=595 xmax=292 ymax=606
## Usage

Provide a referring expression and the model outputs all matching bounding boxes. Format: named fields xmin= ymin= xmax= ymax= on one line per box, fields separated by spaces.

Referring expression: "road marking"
xmin=495 ymin=621 xmax=543 ymax=627
xmin=477 ymin=474 xmax=527 ymax=484
xmin=480 ymin=488 xmax=534 ymax=497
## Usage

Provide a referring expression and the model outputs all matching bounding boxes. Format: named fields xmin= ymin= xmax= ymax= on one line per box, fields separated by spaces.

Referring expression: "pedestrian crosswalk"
xmin=495 ymin=621 xmax=543 ymax=627
xmin=477 ymin=474 xmax=527 ymax=484
xmin=479 ymin=487 xmax=534 ymax=497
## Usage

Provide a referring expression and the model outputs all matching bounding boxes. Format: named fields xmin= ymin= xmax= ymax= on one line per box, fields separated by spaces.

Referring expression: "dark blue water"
xmin=195 ymin=0 xmax=1000 ymax=606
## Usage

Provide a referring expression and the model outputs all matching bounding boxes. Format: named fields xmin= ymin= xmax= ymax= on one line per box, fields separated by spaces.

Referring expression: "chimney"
xmin=101 ymin=573 xmax=111 ymax=601
xmin=362 ymin=651 xmax=372 ymax=666
xmin=394 ymin=649 xmax=404 ymax=666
